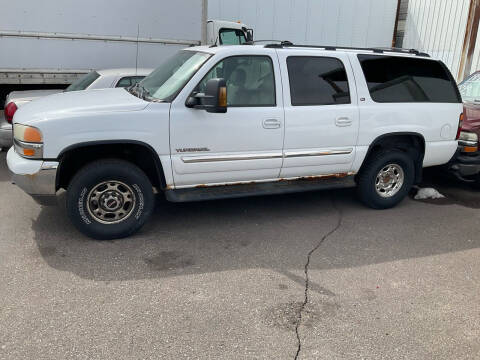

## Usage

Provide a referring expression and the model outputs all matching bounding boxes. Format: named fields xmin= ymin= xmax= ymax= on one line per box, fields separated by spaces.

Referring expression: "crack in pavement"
xmin=294 ymin=198 xmax=343 ymax=360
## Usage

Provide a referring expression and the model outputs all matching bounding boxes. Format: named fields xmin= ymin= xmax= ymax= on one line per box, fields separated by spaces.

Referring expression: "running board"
xmin=165 ymin=175 xmax=356 ymax=203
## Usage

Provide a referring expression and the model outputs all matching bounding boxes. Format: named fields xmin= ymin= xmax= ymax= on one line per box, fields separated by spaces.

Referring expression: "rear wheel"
xmin=357 ymin=150 xmax=415 ymax=209
xmin=66 ymin=159 xmax=154 ymax=240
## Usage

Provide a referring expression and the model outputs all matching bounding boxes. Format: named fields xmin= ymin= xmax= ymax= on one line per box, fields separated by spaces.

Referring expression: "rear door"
xmin=277 ymin=51 xmax=359 ymax=178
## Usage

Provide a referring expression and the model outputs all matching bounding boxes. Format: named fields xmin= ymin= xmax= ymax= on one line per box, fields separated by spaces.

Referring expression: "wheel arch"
xmin=56 ymin=140 xmax=167 ymax=191
xmin=359 ymin=132 xmax=426 ymax=184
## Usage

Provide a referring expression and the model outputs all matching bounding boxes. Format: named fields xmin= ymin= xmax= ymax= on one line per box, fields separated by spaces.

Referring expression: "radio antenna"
xmin=135 ymin=24 xmax=140 ymax=75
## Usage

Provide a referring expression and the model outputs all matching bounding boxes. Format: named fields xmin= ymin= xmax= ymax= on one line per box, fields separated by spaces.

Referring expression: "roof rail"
xmin=244 ymin=40 xmax=291 ymax=46
xmin=264 ymin=42 xmax=430 ymax=57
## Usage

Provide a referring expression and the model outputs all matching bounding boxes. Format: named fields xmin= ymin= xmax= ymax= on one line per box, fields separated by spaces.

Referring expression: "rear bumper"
xmin=6 ymin=147 xmax=59 ymax=205
xmin=446 ymin=147 xmax=480 ymax=181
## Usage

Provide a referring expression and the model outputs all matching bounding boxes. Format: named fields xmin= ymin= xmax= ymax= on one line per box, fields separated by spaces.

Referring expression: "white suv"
xmin=7 ymin=43 xmax=463 ymax=239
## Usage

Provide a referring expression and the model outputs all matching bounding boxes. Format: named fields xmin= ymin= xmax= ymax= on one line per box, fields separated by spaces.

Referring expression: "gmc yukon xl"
xmin=7 ymin=43 xmax=463 ymax=239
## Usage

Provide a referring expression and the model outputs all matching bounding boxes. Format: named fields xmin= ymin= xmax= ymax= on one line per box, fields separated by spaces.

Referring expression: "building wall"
xmin=208 ymin=0 xmax=399 ymax=48
xmin=403 ymin=0 xmax=472 ymax=81
xmin=394 ymin=0 xmax=409 ymax=47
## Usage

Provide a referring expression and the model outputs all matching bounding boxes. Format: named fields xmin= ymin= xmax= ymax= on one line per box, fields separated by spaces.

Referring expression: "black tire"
xmin=66 ymin=159 xmax=154 ymax=240
xmin=357 ymin=150 xmax=415 ymax=209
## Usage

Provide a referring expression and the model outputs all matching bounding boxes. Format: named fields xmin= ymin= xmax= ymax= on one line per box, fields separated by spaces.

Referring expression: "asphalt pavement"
xmin=0 ymin=151 xmax=479 ymax=360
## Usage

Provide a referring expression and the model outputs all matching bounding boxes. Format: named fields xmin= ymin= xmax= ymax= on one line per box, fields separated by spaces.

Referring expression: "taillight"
xmin=456 ymin=111 xmax=464 ymax=140
xmin=4 ymin=102 xmax=17 ymax=124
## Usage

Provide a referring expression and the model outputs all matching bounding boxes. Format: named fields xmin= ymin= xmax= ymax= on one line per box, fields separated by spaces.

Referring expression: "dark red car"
xmin=445 ymin=71 xmax=480 ymax=187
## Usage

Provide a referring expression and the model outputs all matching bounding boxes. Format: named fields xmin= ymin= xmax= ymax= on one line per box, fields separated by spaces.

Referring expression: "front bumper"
xmin=6 ymin=147 xmax=59 ymax=205
xmin=446 ymin=146 xmax=480 ymax=181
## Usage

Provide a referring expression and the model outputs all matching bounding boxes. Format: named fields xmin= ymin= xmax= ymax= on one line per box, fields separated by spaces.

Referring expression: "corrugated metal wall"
xmin=403 ymin=0 xmax=471 ymax=80
xmin=208 ymin=0 xmax=398 ymax=47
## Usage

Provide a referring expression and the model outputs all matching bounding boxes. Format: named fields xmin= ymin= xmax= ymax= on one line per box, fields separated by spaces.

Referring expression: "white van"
xmin=7 ymin=43 xmax=463 ymax=239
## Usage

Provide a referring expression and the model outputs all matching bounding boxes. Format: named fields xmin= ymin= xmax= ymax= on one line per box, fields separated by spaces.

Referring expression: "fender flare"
xmin=55 ymin=140 xmax=166 ymax=190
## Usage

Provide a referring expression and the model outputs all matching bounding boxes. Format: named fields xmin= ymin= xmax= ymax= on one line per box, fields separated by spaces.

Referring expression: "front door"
xmin=277 ymin=52 xmax=359 ymax=178
xmin=169 ymin=53 xmax=285 ymax=188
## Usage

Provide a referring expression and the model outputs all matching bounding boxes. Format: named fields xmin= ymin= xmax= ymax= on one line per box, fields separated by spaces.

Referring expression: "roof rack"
xmin=263 ymin=42 xmax=430 ymax=57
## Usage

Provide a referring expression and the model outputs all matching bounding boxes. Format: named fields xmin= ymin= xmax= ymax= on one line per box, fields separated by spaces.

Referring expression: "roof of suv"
xmin=188 ymin=43 xmax=431 ymax=59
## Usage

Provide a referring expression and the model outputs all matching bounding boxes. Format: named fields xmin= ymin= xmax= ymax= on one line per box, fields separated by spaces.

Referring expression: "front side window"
xmin=358 ymin=55 xmax=461 ymax=103
xmin=458 ymin=72 xmax=480 ymax=102
xmin=139 ymin=50 xmax=212 ymax=102
xmin=287 ymin=56 xmax=350 ymax=106
xmin=219 ymin=29 xmax=247 ymax=45
xmin=195 ymin=55 xmax=275 ymax=107
xmin=65 ymin=71 xmax=100 ymax=92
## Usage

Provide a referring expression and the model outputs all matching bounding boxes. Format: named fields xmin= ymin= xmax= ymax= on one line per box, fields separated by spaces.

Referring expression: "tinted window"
xmin=116 ymin=76 xmax=145 ymax=88
xmin=130 ymin=76 xmax=145 ymax=86
xmin=196 ymin=56 xmax=275 ymax=107
xmin=219 ymin=29 xmax=247 ymax=45
xmin=65 ymin=71 xmax=100 ymax=92
xmin=287 ymin=57 xmax=350 ymax=106
xmin=116 ymin=77 xmax=132 ymax=88
xmin=358 ymin=55 xmax=461 ymax=103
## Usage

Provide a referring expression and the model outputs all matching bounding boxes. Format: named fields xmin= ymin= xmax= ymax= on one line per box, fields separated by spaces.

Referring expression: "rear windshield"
xmin=357 ymin=55 xmax=461 ymax=103
xmin=458 ymin=72 xmax=480 ymax=102
xmin=66 ymin=71 xmax=100 ymax=92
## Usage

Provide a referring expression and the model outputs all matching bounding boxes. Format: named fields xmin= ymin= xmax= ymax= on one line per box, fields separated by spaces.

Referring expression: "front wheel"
xmin=66 ymin=159 xmax=154 ymax=240
xmin=357 ymin=150 xmax=415 ymax=209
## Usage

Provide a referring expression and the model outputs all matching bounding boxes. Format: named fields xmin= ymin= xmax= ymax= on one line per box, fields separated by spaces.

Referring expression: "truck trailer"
xmin=0 ymin=0 xmax=252 ymax=106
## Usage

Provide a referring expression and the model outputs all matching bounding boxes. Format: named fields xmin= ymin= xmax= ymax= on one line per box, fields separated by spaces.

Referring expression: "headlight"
xmin=13 ymin=124 xmax=44 ymax=159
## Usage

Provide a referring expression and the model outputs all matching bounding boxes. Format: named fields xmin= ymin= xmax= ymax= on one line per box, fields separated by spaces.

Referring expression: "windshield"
xmin=66 ymin=71 xmax=100 ymax=92
xmin=136 ymin=50 xmax=212 ymax=102
xmin=459 ymin=72 xmax=480 ymax=102
xmin=219 ymin=29 xmax=247 ymax=45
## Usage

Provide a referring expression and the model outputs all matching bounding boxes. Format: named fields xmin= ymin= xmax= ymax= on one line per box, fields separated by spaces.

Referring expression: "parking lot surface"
xmin=1 ymin=151 xmax=480 ymax=360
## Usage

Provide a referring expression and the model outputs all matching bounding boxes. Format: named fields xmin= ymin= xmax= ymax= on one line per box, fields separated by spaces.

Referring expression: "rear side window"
xmin=358 ymin=55 xmax=461 ymax=103
xmin=116 ymin=76 xmax=145 ymax=88
xmin=287 ymin=56 xmax=350 ymax=106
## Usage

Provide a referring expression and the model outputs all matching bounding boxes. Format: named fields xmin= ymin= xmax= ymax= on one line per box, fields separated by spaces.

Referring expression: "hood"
xmin=463 ymin=102 xmax=480 ymax=136
xmin=6 ymin=89 xmax=63 ymax=107
xmin=14 ymin=88 xmax=149 ymax=125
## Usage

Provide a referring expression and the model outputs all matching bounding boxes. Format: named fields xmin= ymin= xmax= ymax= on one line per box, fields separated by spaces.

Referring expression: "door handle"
xmin=335 ymin=117 xmax=352 ymax=127
xmin=263 ymin=119 xmax=282 ymax=129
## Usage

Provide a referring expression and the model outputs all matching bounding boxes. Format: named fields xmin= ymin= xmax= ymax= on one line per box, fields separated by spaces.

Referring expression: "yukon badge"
xmin=176 ymin=147 xmax=211 ymax=153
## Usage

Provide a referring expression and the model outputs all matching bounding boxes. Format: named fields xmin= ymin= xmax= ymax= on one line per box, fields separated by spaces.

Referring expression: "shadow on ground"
xmin=415 ymin=168 xmax=480 ymax=209
xmin=30 ymin=186 xmax=480 ymax=283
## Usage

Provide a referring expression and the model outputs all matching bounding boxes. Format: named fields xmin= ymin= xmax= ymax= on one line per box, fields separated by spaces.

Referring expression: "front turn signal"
xmin=13 ymin=124 xmax=44 ymax=159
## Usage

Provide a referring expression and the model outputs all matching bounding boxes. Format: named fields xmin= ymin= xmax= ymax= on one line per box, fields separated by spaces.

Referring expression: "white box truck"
xmin=0 ymin=0 xmax=252 ymax=105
